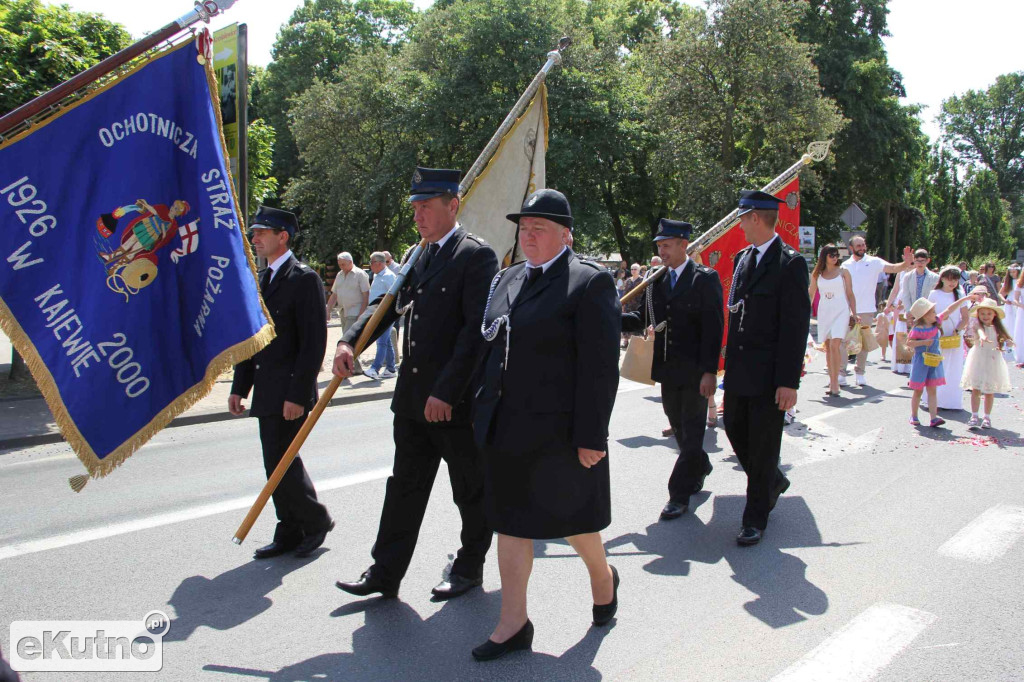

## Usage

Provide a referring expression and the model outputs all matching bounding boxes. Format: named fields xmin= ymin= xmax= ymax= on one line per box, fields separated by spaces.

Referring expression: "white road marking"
xmin=783 ymin=386 xmax=901 ymax=465
xmin=938 ymin=505 xmax=1024 ymax=564
xmin=0 ymin=467 xmax=391 ymax=562
xmin=771 ymin=603 xmax=936 ymax=682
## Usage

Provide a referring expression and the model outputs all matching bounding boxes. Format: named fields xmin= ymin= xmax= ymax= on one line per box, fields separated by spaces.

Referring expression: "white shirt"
xmin=433 ymin=223 xmax=460 ymax=251
xmin=527 ymin=246 xmax=568 ymax=274
xmin=751 ymin=234 xmax=778 ymax=267
xmin=842 ymin=254 xmax=886 ymax=314
xmin=267 ymin=249 xmax=293 ymax=283
xmin=668 ymin=258 xmax=689 ymax=285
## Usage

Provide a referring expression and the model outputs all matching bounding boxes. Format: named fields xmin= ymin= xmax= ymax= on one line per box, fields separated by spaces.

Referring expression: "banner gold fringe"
xmin=0 ymin=37 xmax=275 ymax=488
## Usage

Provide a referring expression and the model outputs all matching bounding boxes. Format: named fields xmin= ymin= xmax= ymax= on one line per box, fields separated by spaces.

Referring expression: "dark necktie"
xmin=260 ymin=268 xmax=272 ymax=293
xmin=423 ymin=242 xmax=440 ymax=270
xmin=523 ymin=265 xmax=542 ymax=291
xmin=669 ymin=269 xmax=678 ymax=289
xmin=743 ymin=249 xmax=757 ymax=285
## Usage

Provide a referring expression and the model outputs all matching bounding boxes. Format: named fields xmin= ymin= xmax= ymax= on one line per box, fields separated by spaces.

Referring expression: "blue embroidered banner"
xmin=0 ymin=39 xmax=272 ymax=481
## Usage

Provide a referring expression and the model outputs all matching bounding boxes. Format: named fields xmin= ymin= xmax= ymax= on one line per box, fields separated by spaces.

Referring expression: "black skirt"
xmin=482 ymin=411 xmax=611 ymax=539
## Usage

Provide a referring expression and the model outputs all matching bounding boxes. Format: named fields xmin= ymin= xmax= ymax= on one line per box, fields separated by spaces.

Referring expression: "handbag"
xmin=938 ymin=334 xmax=961 ymax=350
xmin=895 ymin=332 xmax=913 ymax=363
xmin=843 ymin=323 xmax=862 ymax=356
xmin=859 ymin=323 xmax=880 ymax=353
xmin=922 ymin=351 xmax=942 ymax=367
xmin=620 ymin=334 xmax=655 ymax=385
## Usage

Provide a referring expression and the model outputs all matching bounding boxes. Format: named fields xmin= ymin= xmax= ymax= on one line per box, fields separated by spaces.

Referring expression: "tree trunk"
xmin=602 ymin=182 xmax=631 ymax=264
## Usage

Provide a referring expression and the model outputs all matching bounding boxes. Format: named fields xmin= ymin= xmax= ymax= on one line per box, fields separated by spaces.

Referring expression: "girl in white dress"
xmin=962 ymin=297 xmax=1014 ymax=429
xmin=927 ymin=266 xmax=969 ymax=410
xmin=809 ymin=244 xmax=856 ymax=396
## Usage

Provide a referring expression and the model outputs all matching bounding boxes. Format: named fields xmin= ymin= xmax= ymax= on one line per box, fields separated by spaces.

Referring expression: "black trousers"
xmin=258 ymin=414 xmax=332 ymax=545
xmin=661 ymin=383 xmax=711 ymax=502
xmin=370 ymin=416 xmax=492 ymax=584
xmin=722 ymin=392 xmax=788 ymax=530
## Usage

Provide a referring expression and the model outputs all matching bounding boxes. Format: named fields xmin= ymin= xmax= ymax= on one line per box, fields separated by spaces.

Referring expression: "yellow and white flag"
xmin=458 ymin=84 xmax=548 ymax=266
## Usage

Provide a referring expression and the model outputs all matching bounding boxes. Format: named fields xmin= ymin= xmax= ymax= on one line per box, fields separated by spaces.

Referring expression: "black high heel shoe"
xmin=592 ymin=565 xmax=619 ymax=626
xmin=471 ymin=619 xmax=534 ymax=661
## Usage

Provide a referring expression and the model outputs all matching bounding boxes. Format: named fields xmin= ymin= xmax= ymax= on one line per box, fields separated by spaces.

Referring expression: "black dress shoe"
xmin=692 ymin=462 xmax=714 ymax=494
xmin=472 ymin=620 xmax=534 ymax=661
xmin=592 ymin=565 xmax=619 ymax=626
xmin=660 ymin=500 xmax=687 ymax=520
xmin=431 ymin=574 xmax=483 ymax=600
xmin=294 ymin=520 xmax=335 ymax=558
xmin=769 ymin=477 xmax=791 ymax=511
xmin=737 ymin=527 xmax=762 ymax=546
xmin=335 ymin=570 xmax=399 ymax=598
xmin=253 ymin=541 xmax=299 ymax=560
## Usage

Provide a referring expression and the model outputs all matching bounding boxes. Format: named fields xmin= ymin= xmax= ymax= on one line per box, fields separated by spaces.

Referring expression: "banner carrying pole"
xmin=232 ymin=239 xmax=428 ymax=545
xmin=619 ymin=141 xmax=832 ymax=306
xmin=0 ymin=0 xmax=240 ymax=139
xmin=459 ymin=36 xmax=570 ymax=197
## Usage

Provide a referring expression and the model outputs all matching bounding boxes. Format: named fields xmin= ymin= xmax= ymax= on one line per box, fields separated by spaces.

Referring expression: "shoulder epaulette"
xmin=576 ymin=258 xmax=604 ymax=271
xmin=697 ymin=264 xmax=714 ymax=274
xmin=464 ymin=232 xmax=488 ymax=246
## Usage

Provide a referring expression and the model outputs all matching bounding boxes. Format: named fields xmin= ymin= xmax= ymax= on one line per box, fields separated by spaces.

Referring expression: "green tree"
xmin=285 ymin=45 xmax=418 ymax=262
xmin=940 ymin=72 xmax=1024 ymax=228
xmin=247 ymin=118 xmax=279 ymax=213
xmin=262 ymin=0 xmax=417 ymax=189
xmin=0 ymin=0 xmax=131 ymax=116
xmin=795 ymin=0 xmax=926 ymax=257
xmin=961 ymin=168 xmax=1015 ymax=258
xmin=648 ymin=0 xmax=844 ymax=235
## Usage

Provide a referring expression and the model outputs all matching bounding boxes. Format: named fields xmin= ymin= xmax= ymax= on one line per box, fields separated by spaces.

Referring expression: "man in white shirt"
xmin=326 ymin=251 xmax=370 ymax=373
xmin=840 ymin=236 xmax=913 ymax=387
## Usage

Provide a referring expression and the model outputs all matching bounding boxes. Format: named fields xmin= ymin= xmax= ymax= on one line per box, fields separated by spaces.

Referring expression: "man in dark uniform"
xmin=622 ymin=219 xmax=723 ymax=520
xmin=332 ymin=167 xmax=497 ymax=600
xmin=723 ymin=190 xmax=810 ymax=546
xmin=229 ymin=206 xmax=334 ymax=559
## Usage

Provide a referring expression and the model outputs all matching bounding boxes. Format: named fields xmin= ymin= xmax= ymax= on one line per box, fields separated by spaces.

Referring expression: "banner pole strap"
xmin=232 ymin=238 xmax=428 ymax=545
xmin=0 ymin=0 xmax=240 ymax=138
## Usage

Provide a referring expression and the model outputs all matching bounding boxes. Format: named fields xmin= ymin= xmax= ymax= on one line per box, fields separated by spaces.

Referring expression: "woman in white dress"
xmin=1011 ymin=269 xmax=1024 ymax=367
xmin=1000 ymin=264 xmax=1019 ymax=347
xmin=927 ymin=266 xmax=969 ymax=410
xmin=809 ymin=244 xmax=856 ymax=396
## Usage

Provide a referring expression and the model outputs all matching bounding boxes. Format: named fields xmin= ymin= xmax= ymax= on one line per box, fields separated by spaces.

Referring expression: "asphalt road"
xmin=1 ymin=355 xmax=1023 ymax=681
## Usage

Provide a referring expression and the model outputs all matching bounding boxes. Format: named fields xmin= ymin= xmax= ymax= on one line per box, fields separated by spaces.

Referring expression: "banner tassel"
xmin=68 ymin=475 xmax=89 ymax=493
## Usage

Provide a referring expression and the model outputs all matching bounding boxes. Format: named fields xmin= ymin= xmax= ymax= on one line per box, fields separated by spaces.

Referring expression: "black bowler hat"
xmin=653 ymin=218 xmax=693 ymax=242
xmin=409 ymin=167 xmax=461 ymax=203
xmin=506 ymin=188 xmax=573 ymax=229
xmin=251 ymin=205 xmax=298 ymax=238
xmin=737 ymin=189 xmax=783 ymax=216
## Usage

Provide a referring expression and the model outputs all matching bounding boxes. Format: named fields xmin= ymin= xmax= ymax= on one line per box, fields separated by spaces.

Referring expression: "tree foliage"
xmin=0 ymin=0 xmax=131 ymax=116
xmin=940 ymin=72 xmax=1024 ymax=223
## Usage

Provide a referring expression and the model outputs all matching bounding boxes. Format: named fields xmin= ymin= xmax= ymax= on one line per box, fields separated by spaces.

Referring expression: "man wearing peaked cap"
xmin=622 ymin=218 xmax=723 ymax=521
xmin=722 ymin=190 xmax=810 ymax=546
xmin=333 ymin=166 xmax=498 ymax=601
xmin=229 ymin=205 xmax=335 ymax=559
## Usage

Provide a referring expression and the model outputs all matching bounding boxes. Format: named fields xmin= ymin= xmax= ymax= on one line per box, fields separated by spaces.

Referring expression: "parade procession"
xmin=1 ymin=0 xmax=1024 ymax=680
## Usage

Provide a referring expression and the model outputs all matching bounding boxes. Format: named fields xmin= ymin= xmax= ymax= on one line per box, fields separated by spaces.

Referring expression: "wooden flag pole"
xmin=0 ymin=1 xmax=239 ymax=139
xmin=232 ymin=239 xmax=427 ymax=544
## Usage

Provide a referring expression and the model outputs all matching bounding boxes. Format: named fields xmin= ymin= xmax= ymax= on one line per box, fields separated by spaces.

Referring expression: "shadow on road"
xmin=604 ymin=495 xmax=850 ymax=629
xmin=163 ymin=553 xmax=325 ymax=642
xmin=202 ymin=592 xmax=609 ymax=680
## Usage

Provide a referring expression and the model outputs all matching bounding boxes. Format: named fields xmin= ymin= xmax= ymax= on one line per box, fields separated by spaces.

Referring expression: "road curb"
xmin=0 ymin=389 xmax=395 ymax=451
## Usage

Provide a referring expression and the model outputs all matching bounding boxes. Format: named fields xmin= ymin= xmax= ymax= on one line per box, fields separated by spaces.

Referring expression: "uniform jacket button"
xmin=441 ymin=287 xmax=446 ymax=292
xmin=738 ymin=345 xmax=744 ymax=351
xmin=417 ymin=288 xmax=423 ymax=294
xmin=414 ymin=314 xmax=420 ymax=320
xmin=412 ymin=367 xmax=419 ymax=374
xmin=255 ymin=364 xmax=260 ymax=369
xmin=411 ymin=341 xmax=416 ymax=347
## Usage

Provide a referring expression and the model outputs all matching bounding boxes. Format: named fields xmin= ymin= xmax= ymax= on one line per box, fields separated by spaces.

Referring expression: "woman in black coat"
xmin=471 ymin=190 xmax=622 ymax=661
